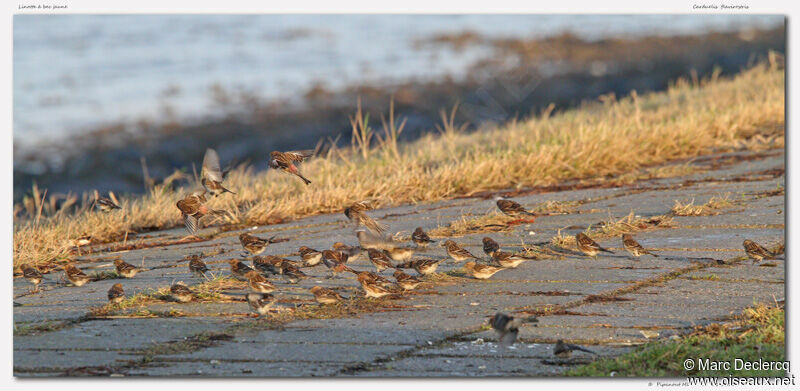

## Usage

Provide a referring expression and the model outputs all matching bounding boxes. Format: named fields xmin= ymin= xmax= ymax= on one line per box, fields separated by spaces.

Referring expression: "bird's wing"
xmin=183 ymin=214 xmax=199 ymax=234
xmin=202 ymin=148 xmax=224 ymax=182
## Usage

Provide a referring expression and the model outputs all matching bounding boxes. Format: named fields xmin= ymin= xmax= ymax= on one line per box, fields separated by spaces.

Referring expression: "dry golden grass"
xmin=671 ymin=193 xmax=736 ymax=216
xmin=14 ymin=60 xmax=784 ymax=271
xmin=551 ymin=211 xmax=674 ymax=248
xmin=429 ymin=211 xmax=514 ymax=237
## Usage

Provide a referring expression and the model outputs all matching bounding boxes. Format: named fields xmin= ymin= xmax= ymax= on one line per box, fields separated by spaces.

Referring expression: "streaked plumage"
xmin=392 ymin=270 xmax=422 ymax=291
xmin=396 ymin=259 xmax=442 ymax=276
xmin=357 ymin=272 xmax=398 ymax=298
xmin=20 ymin=265 xmax=43 ymax=290
xmin=743 ymin=239 xmax=774 ymax=262
xmin=332 ymin=242 xmax=363 ymax=262
xmin=187 ymin=256 xmax=210 ymax=278
xmin=107 ymin=283 xmax=125 ymax=304
xmin=113 ymin=259 xmax=140 ymax=278
xmin=496 ymin=199 xmax=536 ymax=219
xmin=492 ymin=251 xmax=534 ymax=268
xmin=176 ymin=192 xmax=208 ymax=234
xmin=239 ymin=233 xmax=273 ymax=256
xmin=576 ymin=233 xmax=613 ymax=257
xmin=201 ymin=148 xmax=235 ymax=196
xmin=345 ymin=201 xmax=387 ymax=234
xmin=279 ymin=262 xmax=308 ymax=284
xmin=482 ymin=237 xmax=500 ymax=257
xmin=245 ymin=271 xmax=276 ymax=293
xmin=321 ymin=250 xmax=354 ymax=277
xmin=269 ymin=150 xmax=313 ymax=185
xmin=622 ymin=234 xmax=658 ymax=258
xmin=298 ymin=246 xmax=323 ymax=266
xmin=95 ymin=196 xmax=121 ymax=213
xmin=554 ymin=339 xmax=597 ymax=357
xmin=354 ymin=271 xmax=395 ymax=288
xmin=367 ymin=249 xmax=396 ymax=272
xmin=463 ymin=261 xmax=505 ymax=280
xmin=63 ymin=263 xmax=90 ymax=287
xmin=310 ymin=286 xmax=344 ymax=304
xmin=170 ymin=282 xmax=194 ymax=303
xmin=252 ymin=255 xmax=282 ymax=276
xmin=412 ymin=227 xmax=436 ymax=247
xmin=443 ymin=240 xmax=479 ymax=262
xmin=228 ymin=259 xmax=256 ymax=281
xmin=246 ymin=292 xmax=276 ymax=316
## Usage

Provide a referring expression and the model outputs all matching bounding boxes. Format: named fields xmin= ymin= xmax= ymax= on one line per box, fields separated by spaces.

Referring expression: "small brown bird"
xmin=228 ymin=259 xmax=256 ymax=281
xmin=245 ymin=271 xmax=276 ymax=293
xmin=367 ymin=249 xmax=396 ymax=272
xmin=349 ymin=270 xmax=392 ymax=286
xmin=442 ymin=240 xmax=480 ymax=262
xmin=20 ymin=265 xmax=43 ymax=291
xmin=298 ymin=246 xmax=323 ymax=266
xmin=107 ymin=283 xmax=125 ymax=304
xmin=553 ymin=339 xmax=597 ymax=357
xmin=463 ymin=261 xmax=505 ymax=280
xmin=576 ymin=233 xmax=614 ymax=258
xmin=384 ymin=247 xmax=415 ymax=262
xmin=412 ymin=227 xmax=436 ymax=247
xmin=239 ymin=233 xmax=274 ymax=256
xmin=269 ymin=150 xmax=313 ymax=185
xmin=310 ymin=286 xmax=344 ymax=305
xmin=95 ymin=196 xmax=121 ymax=213
xmin=622 ymin=234 xmax=659 ymax=259
xmin=113 ymin=259 xmax=140 ymax=278
xmin=492 ymin=251 xmax=535 ymax=268
xmin=246 ymin=292 xmax=276 ymax=317
xmin=170 ymin=282 xmax=194 ymax=303
xmin=488 ymin=312 xmax=521 ymax=346
xmin=496 ymin=198 xmax=537 ymax=219
xmin=396 ymin=259 xmax=443 ymax=276
xmin=279 ymin=263 xmax=308 ymax=284
xmin=743 ymin=239 xmax=775 ymax=262
xmin=321 ymin=250 xmax=353 ymax=278
xmin=201 ymin=148 xmax=235 ymax=196
xmin=357 ymin=272 xmax=398 ymax=298
xmin=187 ymin=256 xmax=210 ymax=279
xmin=345 ymin=201 xmax=387 ymax=234
xmin=482 ymin=237 xmax=500 ymax=257
xmin=63 ymin=264 xmax=91 ymax=287
xmin=332 ymin=242 xmax=363 ymax=262
xmin=392 ymin=270 xmax=422 ymax=291
xmin=176 ymin=192 xmax=209 ymax=234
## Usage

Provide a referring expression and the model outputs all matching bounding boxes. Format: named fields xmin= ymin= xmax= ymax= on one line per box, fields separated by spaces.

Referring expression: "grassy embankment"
xmin=567 ymin=305 xmax=785 ymax=377
xmin=14 ymin=59 xmax=784 ymax=271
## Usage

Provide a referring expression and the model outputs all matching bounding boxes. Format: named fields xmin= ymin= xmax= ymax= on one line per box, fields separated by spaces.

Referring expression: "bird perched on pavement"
xmin=442 ymin=240 xmax=480 ymax=262
xmin=553 ymin=339 xmax=597 ymax=357
xmin=463 ymin=261 xmax=505 ymax=280
xmin=576 ymin=233 xmax=614 ymax=258
xmin=63 ymin=263 xmax=91 ymax=287
xmin=743 ymin=239 xmax=775 ymax=262
xmin=621 ymin=234 xmax=659 ymax=259
xmin=412 ymin=227 xmax=436 ymax=247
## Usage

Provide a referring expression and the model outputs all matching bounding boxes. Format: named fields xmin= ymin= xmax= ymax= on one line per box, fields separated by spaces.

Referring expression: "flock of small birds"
xmin=16 ymin=148 xmax=782 ymax=356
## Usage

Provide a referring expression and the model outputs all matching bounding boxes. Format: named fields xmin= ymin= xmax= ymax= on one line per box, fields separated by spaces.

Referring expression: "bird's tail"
xmin=572 ymin=344 xmax=597 ymax=355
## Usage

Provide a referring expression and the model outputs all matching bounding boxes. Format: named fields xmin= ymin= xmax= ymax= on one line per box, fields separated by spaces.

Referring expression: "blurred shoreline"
xmin=13 ymin=25 xmax=785 ymax=201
